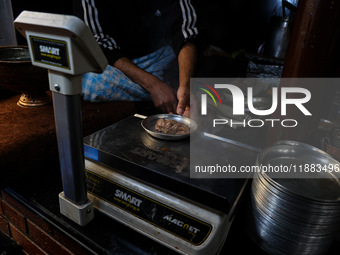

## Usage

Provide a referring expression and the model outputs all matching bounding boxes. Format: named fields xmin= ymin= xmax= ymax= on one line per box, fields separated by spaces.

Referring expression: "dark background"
xmin=11 ymin=0 xmax=298 ymax=54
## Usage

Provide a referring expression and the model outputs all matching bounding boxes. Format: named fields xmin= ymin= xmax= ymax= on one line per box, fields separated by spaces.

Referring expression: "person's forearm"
xmin=178 ymin=42 xmax=197 ymax=89
xmin=113 ymin=57 xmax=159 ymax=92
xmin=176 ymin=42 xmax=197 ymax=115
xmin=113 ymin=57 xmax=178 ymax=113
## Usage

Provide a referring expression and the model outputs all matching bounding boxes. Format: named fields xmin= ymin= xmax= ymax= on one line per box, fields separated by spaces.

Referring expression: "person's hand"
xmin=113 ymin=57 xmax=179 ymax=114
xmin=176 ymin=85 xmax=190 ymax=116
xmin=149 ymin=80 xmax=178 ymax=114
xmin=178 ymin=91 xmax=198 ymax=119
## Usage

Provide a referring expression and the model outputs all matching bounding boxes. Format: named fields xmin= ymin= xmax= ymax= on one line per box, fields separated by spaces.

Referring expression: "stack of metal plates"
xmin=247 ymin=141 xmax=340 ymax=255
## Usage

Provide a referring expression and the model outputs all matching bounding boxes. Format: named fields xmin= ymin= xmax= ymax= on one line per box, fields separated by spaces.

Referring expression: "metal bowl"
xmin=0 ymin=46 xmax=50 ymax=106
xmin=141 ymin=114 xmax=197 ymax=140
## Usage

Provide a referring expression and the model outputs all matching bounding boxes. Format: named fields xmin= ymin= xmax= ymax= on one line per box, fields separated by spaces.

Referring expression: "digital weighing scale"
xmin=83 ymin=114 xmax=259 ymax=254
xmin=14 ymin=11 xmax=260 ymax=255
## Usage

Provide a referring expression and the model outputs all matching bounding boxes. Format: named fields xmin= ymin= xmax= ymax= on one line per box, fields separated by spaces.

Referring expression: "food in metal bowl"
xmin=155 ymin=118 xmax=190 ymax=135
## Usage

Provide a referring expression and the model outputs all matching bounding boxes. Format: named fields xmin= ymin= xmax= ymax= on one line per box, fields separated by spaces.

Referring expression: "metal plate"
xmin=257 ymin=141 xmax=340 ymax=202
xmin=248 ymin=142 xmax=340 ymax=255
xmin=141 ymin=114 xmax=197 ymax=140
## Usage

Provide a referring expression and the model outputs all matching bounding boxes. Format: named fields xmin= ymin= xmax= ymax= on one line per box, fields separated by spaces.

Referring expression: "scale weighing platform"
xmin=83 ymin=115 xmax=259 ymax=255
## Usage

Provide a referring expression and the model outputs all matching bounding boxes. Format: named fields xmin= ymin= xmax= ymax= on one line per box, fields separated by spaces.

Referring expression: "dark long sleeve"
xmin=163 ymin=0 xmax=201 ymax=55
xmin=73 ymin=0 xmax=203 ymax=64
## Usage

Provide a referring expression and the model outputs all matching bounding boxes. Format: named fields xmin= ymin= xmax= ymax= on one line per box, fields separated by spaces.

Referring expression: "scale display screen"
xmin=29 ymin=36 xmax=70 ymax=69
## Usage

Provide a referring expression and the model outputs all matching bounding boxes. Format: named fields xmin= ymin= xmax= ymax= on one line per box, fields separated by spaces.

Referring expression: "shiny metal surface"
xmin=84 ymin=115 xmax=258 ymax=214
xmin=245 ymin=97 xmax=271 ymax=112
xmin=258 ymin=141 xmax=340 ymax=202
xmin=53 ymin=92 xmax=88 ymax=205
xmin=17 ymin=93 xmax=51 ymax=107
xmin=248 ymin=141 xmax=340 ymax=255
xmin=0 ymin=46 xmax=49 ymax=106
xmin=0 ymin=46 xmax=30 ymax=61
xmin=263 ymin=16 xmax=293 ymax=59
xmin=141 ymin=114 xmax=197 ymax=140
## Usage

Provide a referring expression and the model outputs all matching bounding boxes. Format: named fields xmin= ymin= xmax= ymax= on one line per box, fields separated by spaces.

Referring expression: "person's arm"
xmin=177 ymin=42 xmax=197 ymax=116
xmin=166 ymin=0 xmax=201 ymax=117
xmin=113 ymin=57 xmax=178 ymax=114
xmin=79 ymin=1 xmax=178 ymax=112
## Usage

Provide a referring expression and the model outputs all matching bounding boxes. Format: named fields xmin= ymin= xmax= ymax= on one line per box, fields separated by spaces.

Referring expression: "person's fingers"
xmin=171 ymin=101 xmax=178 ymax=114
xmin=176 ymin=85 xmax=190 ymax=115
xmin=162 ymin=94 xmax=177 ymax=114
xmin=176 ymin=98 xmax=186 ymax=115
xmin=150 ymin=82 xmax=178 ymax=114
xmin=181 ymin=105 xmax=191 ymax=118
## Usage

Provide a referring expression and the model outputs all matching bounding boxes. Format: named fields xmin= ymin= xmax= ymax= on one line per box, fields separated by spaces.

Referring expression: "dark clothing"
xmin=73 ymin=0 xmax=201 ymax=65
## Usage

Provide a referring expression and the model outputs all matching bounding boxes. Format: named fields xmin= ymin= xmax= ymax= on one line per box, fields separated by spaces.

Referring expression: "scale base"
xmin=59 ymin=192 xmax=94 ymax=226
xmin=85 ymin=159 xmax=233 ymax=255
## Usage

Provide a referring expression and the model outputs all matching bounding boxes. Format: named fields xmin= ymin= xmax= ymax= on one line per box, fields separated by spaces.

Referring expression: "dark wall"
xmin=197 ymin=0 xmax=297 ymax=52
xmin=11 ymin=0 xmax=73 ymax=45
xmin=11 ymin=0 xmax=293 ymax=53
xmin=11 ymin=0 xmax=73 ymax=16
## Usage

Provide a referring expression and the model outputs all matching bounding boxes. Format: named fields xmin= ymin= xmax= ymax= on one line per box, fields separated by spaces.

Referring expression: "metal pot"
xmin=331 ymin=127 xmax=340 ymax=149
xmin=0 ymin=46 xmax=50 ymax=106
xmin=263 ymin=16 xmax=294 ymax=59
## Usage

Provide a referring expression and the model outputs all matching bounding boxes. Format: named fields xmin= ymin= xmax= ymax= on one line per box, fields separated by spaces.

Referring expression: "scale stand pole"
xmin=49 ymin=70 xmax=94 ymax=226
